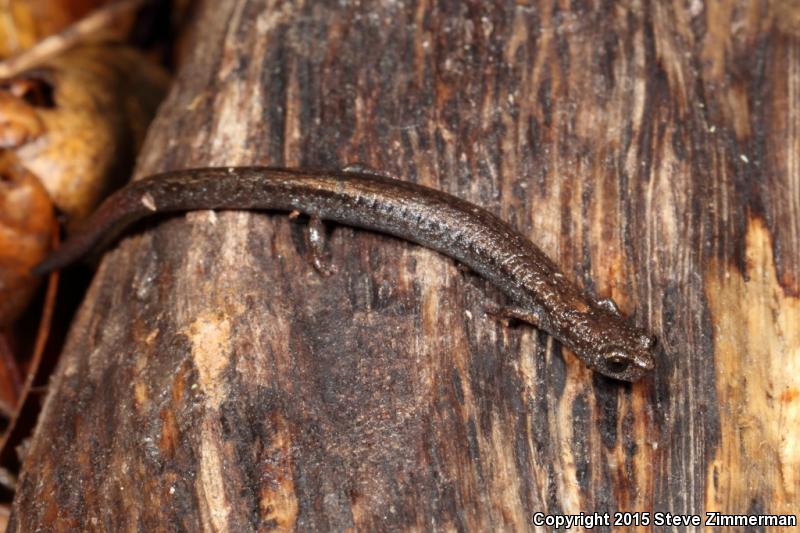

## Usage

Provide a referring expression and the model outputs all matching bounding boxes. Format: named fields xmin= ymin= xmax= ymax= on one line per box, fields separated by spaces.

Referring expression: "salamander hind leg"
xmin=306 ymin=215 xmax=337 ymax=276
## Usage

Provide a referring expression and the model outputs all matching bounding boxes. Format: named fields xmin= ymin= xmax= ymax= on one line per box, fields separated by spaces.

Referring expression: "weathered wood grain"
xmin=9 ymin=0 xmax=799 ymax=531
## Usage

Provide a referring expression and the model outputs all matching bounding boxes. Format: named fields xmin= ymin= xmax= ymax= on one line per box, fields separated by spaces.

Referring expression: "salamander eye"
xmin=604 ymin=354 xmax=630 ymax=374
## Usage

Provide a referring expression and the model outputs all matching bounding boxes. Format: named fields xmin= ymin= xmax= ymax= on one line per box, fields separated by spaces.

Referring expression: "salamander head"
xmin=593 ymin=329 xmax=656 ymax=381
xmin=567 ymin=299 xmax=656 ymax=382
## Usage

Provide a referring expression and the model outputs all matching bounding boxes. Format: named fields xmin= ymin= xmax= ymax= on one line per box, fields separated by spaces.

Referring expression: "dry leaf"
xmin=0 ymin=153 xmax=54 ymax=327
xmin=0 ymin=0 xmax=120 ymax=58
xmin=1 ymin=43 xmax=168 ymax=229
xmin=0 ymin=89 xmax=44 ymax=148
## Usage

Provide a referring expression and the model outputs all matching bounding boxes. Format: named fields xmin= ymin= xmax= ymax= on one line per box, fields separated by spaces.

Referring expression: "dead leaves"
xmin=0 ymin=153 xmax=54 ymax=328
xmin=0 ymin=2 xmax=169 ymax=495
xmin=4 ymin=44 xmax=168 ymax=227
xmin=0 ymin=0 xmax=126 ymax=58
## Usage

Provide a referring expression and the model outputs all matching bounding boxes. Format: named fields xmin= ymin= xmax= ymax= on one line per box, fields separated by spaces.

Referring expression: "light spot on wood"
xmin=197 ymin=417 xmax=232 ymax=532
xmin=186 ymin=312 xmax=231 ymax=409
xmin=186 ymin=312 xmax=235 ymax=530
xmin=259 ymin=413 xmax=299 ymax=529
xmin=705 ymin=218 xmax=800 ymax=514
xmin=133 ymin=381 xmax=148 ymax=408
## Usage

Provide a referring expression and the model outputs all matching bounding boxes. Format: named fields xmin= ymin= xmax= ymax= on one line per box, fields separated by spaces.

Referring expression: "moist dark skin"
xmin=33 ymin=166 xmax=656 ymax=381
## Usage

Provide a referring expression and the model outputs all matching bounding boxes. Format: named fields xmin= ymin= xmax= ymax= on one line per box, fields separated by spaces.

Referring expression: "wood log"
xmin=9 ymin=0 xmax=800 ymax=530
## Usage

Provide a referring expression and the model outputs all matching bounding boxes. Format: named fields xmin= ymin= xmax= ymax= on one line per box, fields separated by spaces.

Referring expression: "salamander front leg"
xmin=596 ymin=297 xmax=621 ymax=316
xmin=307 ymin=215 xmax=336 ymax=276
xmin=484 ymin=304 xmax=543 ymax=328
xmin=289 ymin=211 xmax=336 ymax=276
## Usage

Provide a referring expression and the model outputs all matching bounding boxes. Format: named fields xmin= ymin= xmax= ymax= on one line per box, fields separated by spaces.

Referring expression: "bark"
xmin=10 ymin=0 xmax=800 ymax=531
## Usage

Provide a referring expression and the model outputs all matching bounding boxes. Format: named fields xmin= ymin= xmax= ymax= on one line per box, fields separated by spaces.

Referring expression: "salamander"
xmin=33 ymin=166 xmax=656 ymax=381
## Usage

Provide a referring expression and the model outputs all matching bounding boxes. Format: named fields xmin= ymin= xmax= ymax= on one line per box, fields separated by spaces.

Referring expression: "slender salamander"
xmin=33 ymin=166 xmax=656 ymax=381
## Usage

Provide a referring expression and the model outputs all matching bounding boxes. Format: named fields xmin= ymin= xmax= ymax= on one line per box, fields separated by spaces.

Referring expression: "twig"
xmin=0 ymin=0 xmax=151 ymax=78
xmin=0 ymin=226 xmax=59 ymax=465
